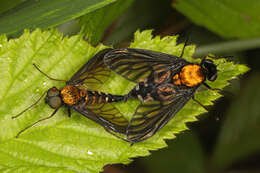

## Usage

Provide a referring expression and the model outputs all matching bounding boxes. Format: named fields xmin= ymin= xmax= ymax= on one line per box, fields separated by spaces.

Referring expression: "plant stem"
xmin=194 ymin=37 xmax=260 ymax=57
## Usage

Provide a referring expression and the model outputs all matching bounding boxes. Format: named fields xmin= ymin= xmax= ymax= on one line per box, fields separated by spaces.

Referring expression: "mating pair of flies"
xmin=13 ymin=46 xmax=218 ymax=143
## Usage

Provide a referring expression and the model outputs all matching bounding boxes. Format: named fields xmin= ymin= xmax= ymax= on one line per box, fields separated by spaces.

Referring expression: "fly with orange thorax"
xmin=12 ymin=49 xmax=131 ymax=141
xmin=103 ymin=46 xmax=219 ymax=143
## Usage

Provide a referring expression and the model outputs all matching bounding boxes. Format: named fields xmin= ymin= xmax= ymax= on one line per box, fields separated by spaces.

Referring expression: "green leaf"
xmin=0 ymin=0 xmax=25 ymax=14
xmin=212 ymin=73 xmax=260 ymax=170
xmin=0 ymin=29 xmax=248 ymax=172
xmin=0 ymin=0 xmax=116 ymax=37
xmin=173 ymin=0 xmax=260 ymax=39
xmin=79 ymin=0 xmax=134 ymax=45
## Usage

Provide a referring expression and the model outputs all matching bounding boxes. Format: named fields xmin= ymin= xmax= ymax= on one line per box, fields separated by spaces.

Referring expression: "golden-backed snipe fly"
xmin=104 ymin=48 xmax=218 ymax=143
xmin=13 ymin=48 xmax=130 ymax=140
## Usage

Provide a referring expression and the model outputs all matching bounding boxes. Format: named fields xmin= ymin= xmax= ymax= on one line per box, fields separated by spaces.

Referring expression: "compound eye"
xmin=202 ymin=59 xmax=214 ymax=69
xmin=47 ymin=96 xmax=62 ymax=109
xmin=47 ymin=87 xmax=60 ymax=97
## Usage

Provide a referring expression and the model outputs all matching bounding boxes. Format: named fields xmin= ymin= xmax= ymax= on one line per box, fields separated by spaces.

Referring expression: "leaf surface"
xmin=79 ymin=0 xmax=134 ymax=45
xmin=174 ymin=0 xmax=260 ymax=38
xmin=0 ymin=0 xmax=116 ymax=37
xmin=0 ymin=29 xmax=248 ymax=172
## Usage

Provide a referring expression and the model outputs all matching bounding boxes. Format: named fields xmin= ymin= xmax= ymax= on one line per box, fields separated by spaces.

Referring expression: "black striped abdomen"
xmin=85 ymin=90 xmax=125 ymax=104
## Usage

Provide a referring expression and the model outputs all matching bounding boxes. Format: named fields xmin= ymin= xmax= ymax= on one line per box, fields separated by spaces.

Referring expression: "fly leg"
xmin=180 ymin=36 xmax=189 ymax=58
xmin=203 ymin=83 xmax=221 ymax=91
xmin=68 ymin=108 xmax=71 ymax=117
xmin=191 ymin=96 xmax=209 ymax=112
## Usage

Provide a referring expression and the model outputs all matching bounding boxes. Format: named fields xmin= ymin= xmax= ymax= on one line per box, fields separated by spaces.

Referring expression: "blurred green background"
xmin=0 ymin=0 xmax=259 ymax=172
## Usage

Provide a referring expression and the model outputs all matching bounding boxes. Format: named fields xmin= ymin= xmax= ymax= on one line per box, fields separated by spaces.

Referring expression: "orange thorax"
xmin=173 ymin=64 xmax=205 ymax=87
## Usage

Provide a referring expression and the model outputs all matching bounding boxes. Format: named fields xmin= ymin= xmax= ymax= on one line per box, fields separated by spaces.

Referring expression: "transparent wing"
xmin=68 ymin=48 xmax=130 ymax=139
xmin=67 ymin=48 xmax=113 ymax=89
xmin=72 ymin=102 xmax=129 ymax=134
xmin=126 ymin=84 xmax=196 ymax=143
xmin=104 ymin=48 xmax=187 ymax=83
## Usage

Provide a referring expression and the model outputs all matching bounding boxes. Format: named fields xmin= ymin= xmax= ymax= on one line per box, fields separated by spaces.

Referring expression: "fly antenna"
xmin=12 ymin=91 xmax=47 ymax=119
xmin=15 ymin=108 xmax=59 ymax=137
xmin=200 ymin=56 xmax=207 ymax=65
xmin=180 ymin=33 xmax=190 ymax=58
xmin=33 ymin=63 xmax=66 ymax=82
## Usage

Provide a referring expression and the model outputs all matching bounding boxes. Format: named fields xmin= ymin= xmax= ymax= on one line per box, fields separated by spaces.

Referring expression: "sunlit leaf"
xmin=0 ymin=29 xmax=248 ymax=172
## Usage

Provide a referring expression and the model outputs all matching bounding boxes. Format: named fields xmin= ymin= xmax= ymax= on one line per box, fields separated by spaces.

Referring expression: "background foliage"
xmin=0 ymin=0 xmax=258 ymax=173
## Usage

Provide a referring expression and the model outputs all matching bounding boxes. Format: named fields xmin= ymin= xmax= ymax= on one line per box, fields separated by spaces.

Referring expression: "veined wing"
xmin=104 ymin=48 xmax=187 ymax=83
xmin=72 ymin=102 xmax=129 ymax=134
xmin=67 ymin=48 xmax=113 ymax=89
xmin=126 ymin=84 xmax=196 ymax=143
